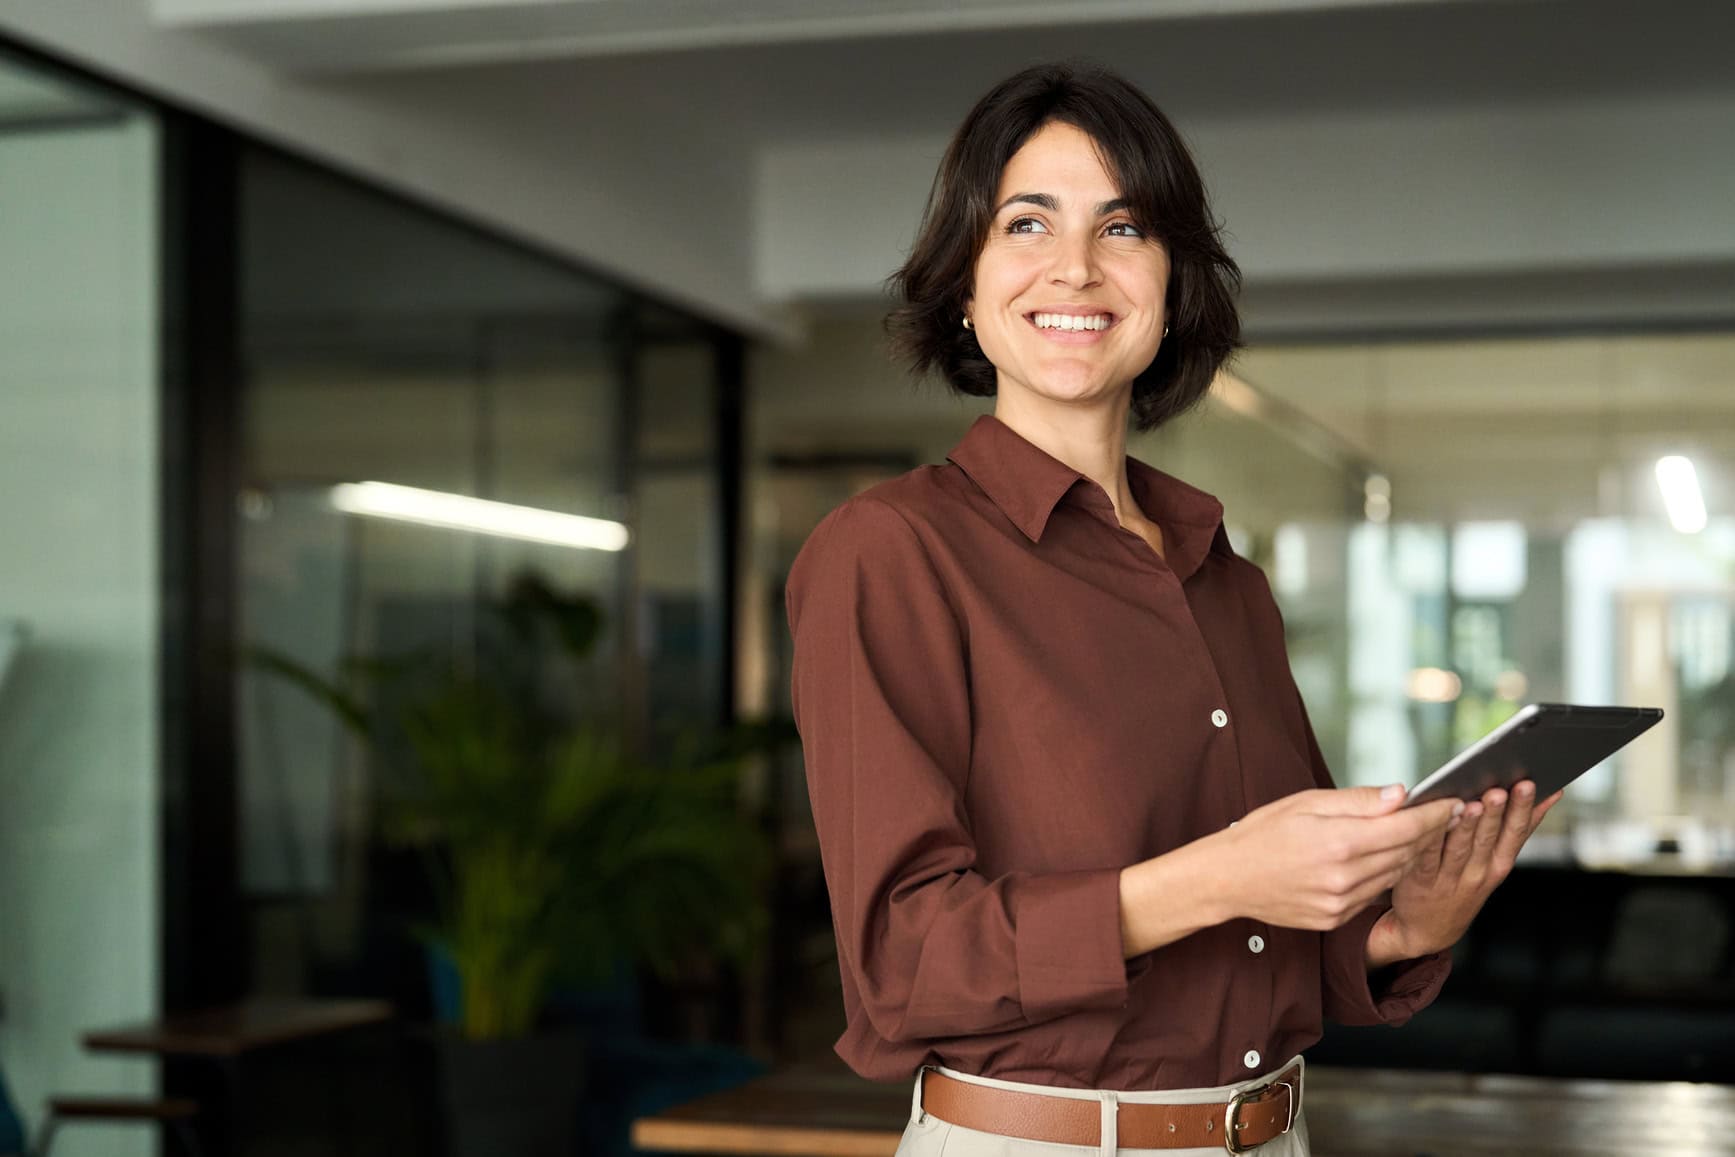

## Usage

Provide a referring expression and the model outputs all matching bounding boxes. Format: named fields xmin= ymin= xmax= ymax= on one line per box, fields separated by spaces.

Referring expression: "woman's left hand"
xmin=1367 ymin=779 xmax=1565 ymax=965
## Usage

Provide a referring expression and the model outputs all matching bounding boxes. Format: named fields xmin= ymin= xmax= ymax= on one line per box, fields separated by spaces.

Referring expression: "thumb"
xmin=1310 ymin=783 xmax=1409 ymax=816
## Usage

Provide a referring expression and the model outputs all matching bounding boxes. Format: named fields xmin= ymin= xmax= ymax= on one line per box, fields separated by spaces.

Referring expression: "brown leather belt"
xmin=918 ymin=1062 xmax=1302 ymax=1153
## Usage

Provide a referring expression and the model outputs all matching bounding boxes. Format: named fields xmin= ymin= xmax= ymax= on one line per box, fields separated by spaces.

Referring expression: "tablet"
xmin=1402 ymin=702 xmax=1663 ymax=809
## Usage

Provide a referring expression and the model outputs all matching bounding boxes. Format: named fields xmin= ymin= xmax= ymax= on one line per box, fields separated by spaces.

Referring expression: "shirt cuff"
xmin=1322 ymin=904 xmax=1453 ymax=1027
xmin=1009 ymin=867 xmax=1131 ymax=1024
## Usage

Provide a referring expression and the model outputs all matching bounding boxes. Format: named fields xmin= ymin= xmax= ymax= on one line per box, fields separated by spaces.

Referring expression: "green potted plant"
xmin=252 ymin=572 xmax=775 ymax=1156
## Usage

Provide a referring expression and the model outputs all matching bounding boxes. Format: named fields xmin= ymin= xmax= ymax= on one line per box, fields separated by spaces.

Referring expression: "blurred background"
xmin=2 ymin=0 xmax=1734 ymax=1154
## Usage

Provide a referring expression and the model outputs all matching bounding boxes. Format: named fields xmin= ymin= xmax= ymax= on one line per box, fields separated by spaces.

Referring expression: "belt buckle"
xmin=1223 ymin=1065 xmax=1300 ymax=1154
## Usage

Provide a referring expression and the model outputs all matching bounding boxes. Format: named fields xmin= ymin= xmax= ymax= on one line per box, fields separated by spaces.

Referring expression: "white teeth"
xmin=1032 ymin=312 xmax=1111 ymax=331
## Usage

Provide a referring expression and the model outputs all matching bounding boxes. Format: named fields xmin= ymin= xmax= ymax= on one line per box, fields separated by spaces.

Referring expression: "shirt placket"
xmin=1093 ymin=496 xmax=1278 ymax=1081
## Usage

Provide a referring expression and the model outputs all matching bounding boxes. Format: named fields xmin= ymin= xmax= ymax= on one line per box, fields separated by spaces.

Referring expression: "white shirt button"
xmin=1211 ymin=709 xmax=1228 ymax=728
xmin=1248 ymin=935 xmax=1265 ymax=954
xmin=1244 ymin=1049 xmax=1262 ymax=1070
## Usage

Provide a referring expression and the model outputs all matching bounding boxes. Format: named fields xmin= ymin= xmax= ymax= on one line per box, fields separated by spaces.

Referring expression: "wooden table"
xmin=84 ymin=999 xmax=394 ymax=1156
xmin=632 ymin=1059 xmax=1735 ymax=1156
xmin=84 ymin=999 xmax=392 ymax=1058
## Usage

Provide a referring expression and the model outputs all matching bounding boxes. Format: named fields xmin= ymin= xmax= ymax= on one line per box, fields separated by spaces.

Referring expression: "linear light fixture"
xmin=330 ymin=481 xmax=630 ymax=551
xmin=1654 ymin=456 xmax=1708 ymax=534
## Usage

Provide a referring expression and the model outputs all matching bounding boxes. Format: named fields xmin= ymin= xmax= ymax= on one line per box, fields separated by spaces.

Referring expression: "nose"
xmin=1047 ymin=226 xmax=1102 ymax=289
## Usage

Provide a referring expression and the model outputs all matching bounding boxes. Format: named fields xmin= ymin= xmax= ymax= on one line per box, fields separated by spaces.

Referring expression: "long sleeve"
xmin=785 ymin=496 xmax=1132 ymax=1044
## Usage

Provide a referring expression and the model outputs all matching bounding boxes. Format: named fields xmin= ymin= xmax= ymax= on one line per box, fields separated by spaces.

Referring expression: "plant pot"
xmin=434 ymin=1029 xmax=588 ymax=1157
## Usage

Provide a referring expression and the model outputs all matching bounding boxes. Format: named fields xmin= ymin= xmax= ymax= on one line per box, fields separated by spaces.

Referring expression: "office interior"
xmin=2 ymin=1 xmax=1734 ymax=1153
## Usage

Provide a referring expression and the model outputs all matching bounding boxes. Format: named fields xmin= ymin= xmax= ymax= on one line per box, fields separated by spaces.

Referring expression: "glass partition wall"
xmin=234 ymin=147 xmax=737 ymax=1013
xmin=0 ymin=47 xmax=163 ymax=1157
xmin=1236 ymin=335 xmax=1735 ymax=864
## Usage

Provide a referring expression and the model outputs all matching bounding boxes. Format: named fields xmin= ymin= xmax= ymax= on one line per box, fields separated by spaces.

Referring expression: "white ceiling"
xmin=170 ymin=0 xmax=1735 ymax=146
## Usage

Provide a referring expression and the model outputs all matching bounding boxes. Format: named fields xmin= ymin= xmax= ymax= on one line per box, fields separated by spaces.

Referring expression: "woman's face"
xmin=967 ymin=120 xmax=1170 ymax=415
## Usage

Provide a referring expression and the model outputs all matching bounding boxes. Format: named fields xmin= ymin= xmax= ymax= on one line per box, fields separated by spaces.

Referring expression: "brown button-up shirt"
xmin=785 ymin=413 xmax=1451 ymax=1091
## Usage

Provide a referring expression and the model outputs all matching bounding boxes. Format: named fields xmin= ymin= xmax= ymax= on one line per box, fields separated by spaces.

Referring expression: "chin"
xmin=1022 ymin=381 xmax=1118 ymax=409
xmin=1034 ymin=366 xmax=1117 ymax=397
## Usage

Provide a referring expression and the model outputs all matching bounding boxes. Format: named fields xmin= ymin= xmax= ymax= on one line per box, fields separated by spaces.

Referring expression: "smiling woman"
xmin=789 ymin=61 xmax=1545 ymax=1157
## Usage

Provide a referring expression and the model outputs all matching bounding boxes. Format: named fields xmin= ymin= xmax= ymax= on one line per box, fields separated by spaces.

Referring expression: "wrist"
xmin=1185 ymin=826 xmax=1242 ymax=927
xmin=1118 ymin=834 xmax=1237 ymax=958
xmin=1364 ymin=907 xmax=1431 ymax=970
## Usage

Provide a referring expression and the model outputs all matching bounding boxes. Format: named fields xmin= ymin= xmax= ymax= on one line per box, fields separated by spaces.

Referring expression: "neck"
xmin=993 ymin=390 xmax=1143 ymax=527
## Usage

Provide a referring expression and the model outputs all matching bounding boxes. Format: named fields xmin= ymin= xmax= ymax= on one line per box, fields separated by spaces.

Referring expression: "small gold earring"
xmin=962 ymin=315 xmax=974 ymax=331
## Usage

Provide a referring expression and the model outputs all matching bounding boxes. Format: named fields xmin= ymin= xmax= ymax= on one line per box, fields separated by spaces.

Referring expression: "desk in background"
xmin=84 ymin=998 xmax=393 ymax=1155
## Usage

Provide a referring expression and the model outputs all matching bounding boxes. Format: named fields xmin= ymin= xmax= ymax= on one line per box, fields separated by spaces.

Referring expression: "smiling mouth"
xmin=1025 ymin=311 xmax=1117 ymax=334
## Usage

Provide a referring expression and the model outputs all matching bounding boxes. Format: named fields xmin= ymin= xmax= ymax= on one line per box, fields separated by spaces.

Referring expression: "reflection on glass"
xmin=233 ymin=147 xmax=730 ymax=1002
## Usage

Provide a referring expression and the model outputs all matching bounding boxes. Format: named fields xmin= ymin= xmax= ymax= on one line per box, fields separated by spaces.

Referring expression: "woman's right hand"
xmin=1209 ymin=786 xmax=1463 ymax=932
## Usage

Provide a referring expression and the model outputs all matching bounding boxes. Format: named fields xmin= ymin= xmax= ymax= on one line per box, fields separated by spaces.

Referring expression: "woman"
xmin=783 ymin=62 xmax=1561 ymax=1156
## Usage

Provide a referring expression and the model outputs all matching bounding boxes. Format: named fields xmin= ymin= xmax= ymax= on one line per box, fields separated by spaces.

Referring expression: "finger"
xmin=1308 ymin=784 xmax=1410 ymax=817
xmin=1350 ymin=842 xmax=1425 ymax=881
xmin=1348 ymin=798 xmax=1462 ymax=854
xmin=1342 ymin=855 xmax=1415 ymax=914
xmin=1468 ymin=788 xmax=1507 ymax=863
xmin=1400 ymin=824 xmax=1448 ymax=884
xmin=1493 ymin=780 xmax=1539 ymax=862
xmin=1506 ymin=779 xmax=1537 ymax=824
xmin=1438 ymin=802 xmax=1482 ymax=879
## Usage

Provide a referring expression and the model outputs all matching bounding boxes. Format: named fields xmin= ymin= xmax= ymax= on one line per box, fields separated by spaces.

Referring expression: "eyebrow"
xmin=994 ymin=193 xmax=1130 ymax=216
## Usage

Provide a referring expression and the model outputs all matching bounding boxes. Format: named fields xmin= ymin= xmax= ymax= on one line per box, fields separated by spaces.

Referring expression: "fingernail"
xmin=1381 ymin=784 xmax=1404 ymax=801
xmin=1452 ymin=801 xmax=1466 ymax=817
xmin=1517 ymin=782 xmax=1535 ymax=799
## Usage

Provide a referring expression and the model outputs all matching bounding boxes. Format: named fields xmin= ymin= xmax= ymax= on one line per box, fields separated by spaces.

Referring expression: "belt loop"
xmin=1098 ymin=1089 xmax=1118 ymax=1157
xmin=911 ymin=1064 xmax=933 ymax=1124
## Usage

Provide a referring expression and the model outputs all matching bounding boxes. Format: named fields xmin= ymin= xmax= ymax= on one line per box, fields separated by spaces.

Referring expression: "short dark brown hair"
xmin=886 ymin=61 xmax=1241 ymax=433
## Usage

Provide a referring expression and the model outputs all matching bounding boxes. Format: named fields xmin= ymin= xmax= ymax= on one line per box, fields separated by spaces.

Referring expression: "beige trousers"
xmin=894 ymin=1054 xmax=1310 ymax=1157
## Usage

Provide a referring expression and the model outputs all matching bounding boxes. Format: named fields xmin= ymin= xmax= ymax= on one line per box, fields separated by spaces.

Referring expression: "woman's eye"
xmin=1105 ymin=221 xmax=1144 ymax=238
xmin=1006 ymin=216 xmax=1049 ymax=234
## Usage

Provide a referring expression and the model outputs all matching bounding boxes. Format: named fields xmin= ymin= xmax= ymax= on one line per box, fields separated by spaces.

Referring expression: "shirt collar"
xmin=945 ymin=413 xmax=1230 ymax=581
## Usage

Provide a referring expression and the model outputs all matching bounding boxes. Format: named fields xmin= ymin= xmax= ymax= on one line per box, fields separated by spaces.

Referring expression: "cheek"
xmin=1117 ymin=254 xmax=1169 ymax=306
xmin=973 ymin=252 xmax=1032 ymax=309
xmin=969 ymin=260 xmax=1033 ymax=348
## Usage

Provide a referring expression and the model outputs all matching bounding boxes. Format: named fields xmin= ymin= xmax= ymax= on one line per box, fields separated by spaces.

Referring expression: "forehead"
xmin=995 ymin=121 xmax=1120 ymax=199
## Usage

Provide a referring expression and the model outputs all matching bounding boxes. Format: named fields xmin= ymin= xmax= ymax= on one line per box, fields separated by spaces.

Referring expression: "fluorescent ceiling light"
xmin=330 ymin=481 xmax=630 ymax=551
xmin=1654 ymin=456 xmax=1708 ymax=534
